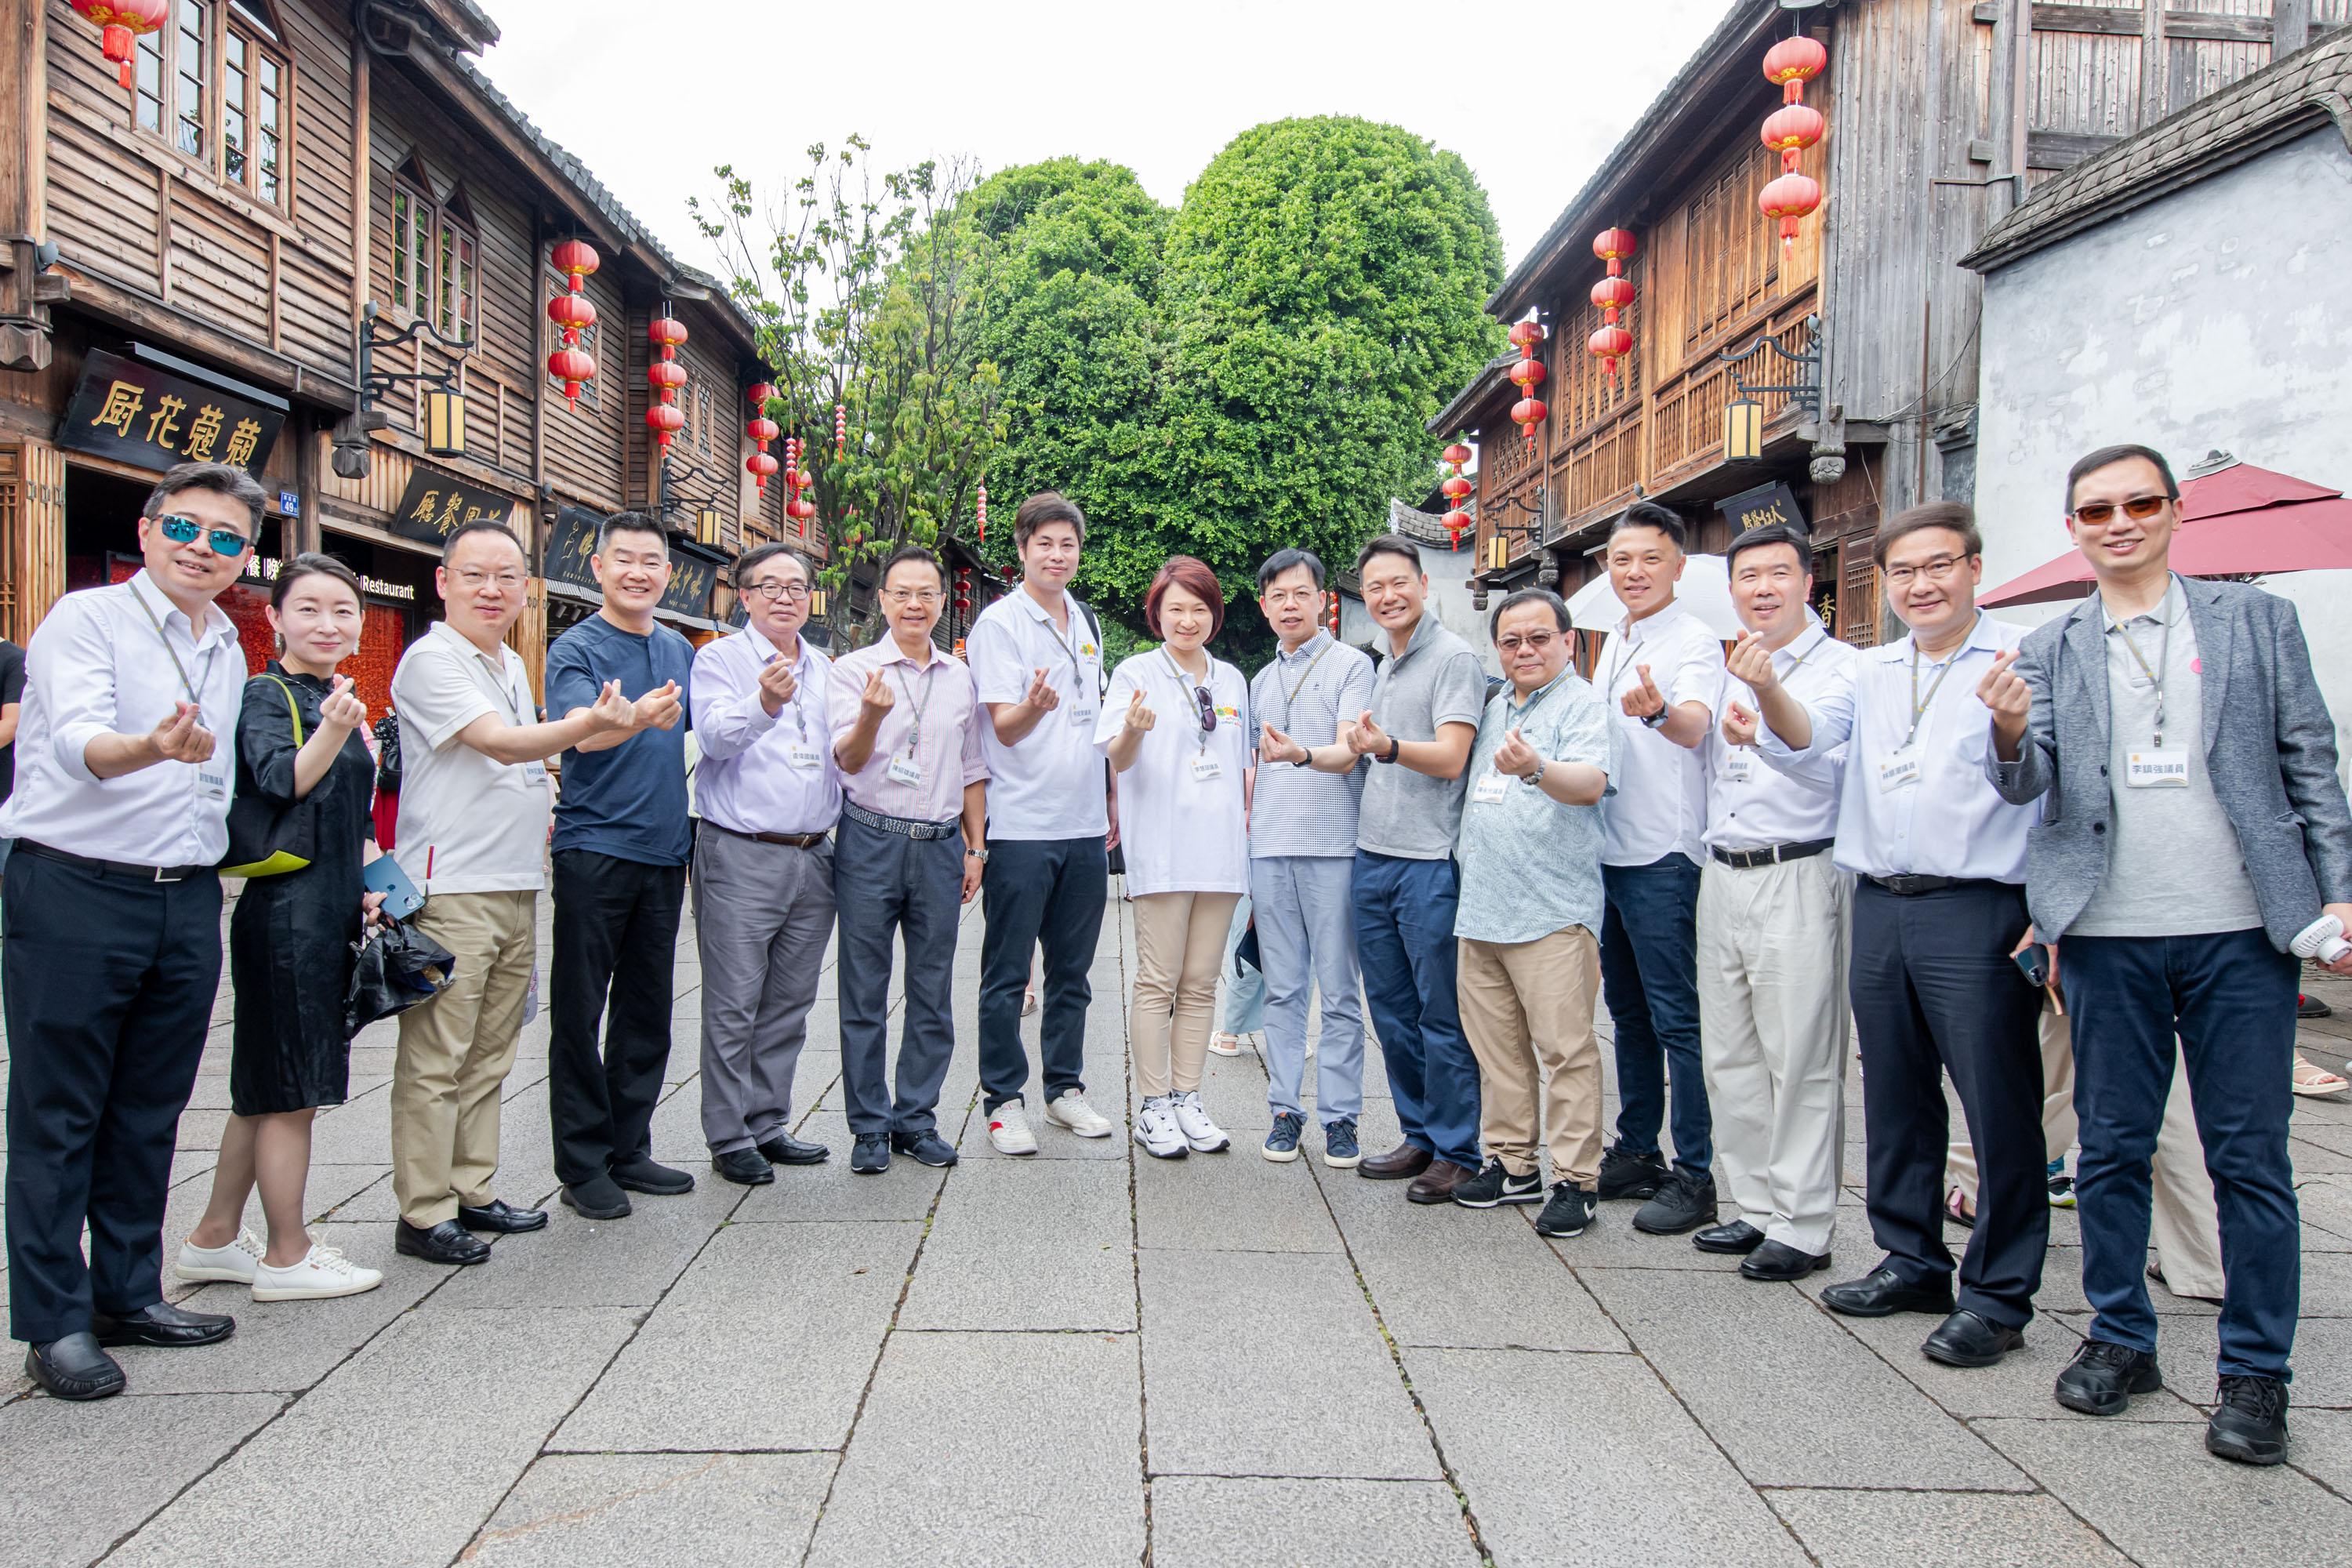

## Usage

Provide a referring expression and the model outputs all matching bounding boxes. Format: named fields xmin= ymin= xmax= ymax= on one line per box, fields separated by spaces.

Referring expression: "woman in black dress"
xmin=177 ymin=554 xmax=385 ymax=1301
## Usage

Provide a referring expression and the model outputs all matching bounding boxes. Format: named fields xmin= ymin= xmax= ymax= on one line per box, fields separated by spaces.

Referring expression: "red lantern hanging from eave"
xmin=547 ymin=347 xmax=595 ymax=404
xmin=648 ymin=360 xmax=688 ymax=397
xmin=747 ymin=450 xmax=779 ymax=488
xmin=1588 ymin=227 xmax=1639 ymax=381
xmin=71 ymin=2 xmax=169 ymax=92
xmin=547 ymin=292 xmax=597 ymax=340
xmin=976 ymin=482 xmax=988 ymax=543
xmin=550 ymin=238 xmax=600 ymax=295
xmin=1507 ymin=320 xmax=1544 ymax=357
xmin=1439 ymin=437 xmax=1473 ymax=549
xmin=1508 ymin=357 xmax=1547 ymax=392
xmin=1760 ymin=35 xmax=1829 ymax=254
xmin=1759 ymin=172 xmax=1824 ymax=253
xmin=1511 ymin=396 xmax=1548 ymax=451
xmin=1763 ymin=35 xmax=1828 ymax=104
xmin=645 ymin=401 xmax=685 ymax=448
xmin=746 ymin=381 xmax=774 ymax=410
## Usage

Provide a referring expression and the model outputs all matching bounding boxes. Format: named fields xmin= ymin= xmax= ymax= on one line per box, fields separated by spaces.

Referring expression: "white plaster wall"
xmin=1973 ymin=129 xmax=2352 ymax=783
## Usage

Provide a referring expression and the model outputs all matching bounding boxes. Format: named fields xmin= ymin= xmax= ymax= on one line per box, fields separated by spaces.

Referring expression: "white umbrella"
xmin=1566 ymin=552 xmax=1740 ymax=639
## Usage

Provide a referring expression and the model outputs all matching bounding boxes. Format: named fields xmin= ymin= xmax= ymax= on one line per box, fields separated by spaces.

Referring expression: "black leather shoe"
xmin=25 ymin=1334 xmax=125 ymax=1400
xmin=91 ymin=1301 xmax=235 ymax=1348
xmin=457 ymin=1200 xmax=548 ymax=1234
xmin=560 ymin=1177 xmax=633 ymax=1220
xmin=2207 ymin=1374 xmax=2290 ymax=1465
xmin=849 ymin=1134 xmax=891 ymax=1174
xmin=890 ymin=1129 xmax=959 ymax=1167
xmin=1741 ymin=1240 xmax=1832 ymax=1281
xmin=757 ymin=1132 xmax=832 ymax=1166
xmin=397 ymin=1219 xmax=492 ymax=1265
xmin=611 ymin=1156 xmax=695 ymax=1196
xmin=1632 ymin=1171 xmax=1718 ymax=1236
xmin=1820 ymin=1267 xmax=1955 ymax=1318
xmin=2055 ymin=1340 xmax=2163 ymax=1417
xmin=1693 ymin=1220 xmax=1766 ymax=1255
xmin=1922 ymin=1308 xmax=2025 ymax=1368
xmin=713 ymin=1148 xmax=777 ymax=1185
xmin=1597 ymin=1143 xmax=1670 ymax=1201
xmin=1358 ymin=1142 xmax=1434 ymax=1181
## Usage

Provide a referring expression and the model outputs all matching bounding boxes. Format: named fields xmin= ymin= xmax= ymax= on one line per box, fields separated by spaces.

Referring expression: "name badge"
xmin=1069 ymin=702 xmax=1099 ymax=728
xmin=1878 ymin=746 xmax=1922 ymax=793
xmin=886 ymin=753 xmax=923 ymax=787
xmin=1472 ymin=771 xmax=1510 ymax=804
xmin=1190 ymin=754 xmax=1225 ymax=783
xmin=786 ymin=742 xmax=822 ymax=771
xmin=196 ymin=766 xmax=229 ymax=801
xmin=1724 ymin=750 xmax=1757 ymax=785
xmin=522 ymin=760 xmax=549 ymax=786
xmin=2126 ymin=748 xmax=2190 ymax=789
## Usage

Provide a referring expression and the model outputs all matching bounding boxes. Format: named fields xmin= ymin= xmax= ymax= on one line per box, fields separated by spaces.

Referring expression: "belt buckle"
xmin=153 ymin=866 xmax=186 ymax=884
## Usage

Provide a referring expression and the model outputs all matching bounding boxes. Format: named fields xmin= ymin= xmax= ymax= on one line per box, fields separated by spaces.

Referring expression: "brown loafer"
xmin=1358 ymin=1142 xmax=1435 ymax=1181
xmin=1406 ymin=1159 xmax=1479 ymax=1204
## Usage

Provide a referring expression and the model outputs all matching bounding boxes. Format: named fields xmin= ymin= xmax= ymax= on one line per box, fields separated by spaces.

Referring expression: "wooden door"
xmin=0 ymin=439 xmax=66 ymax=643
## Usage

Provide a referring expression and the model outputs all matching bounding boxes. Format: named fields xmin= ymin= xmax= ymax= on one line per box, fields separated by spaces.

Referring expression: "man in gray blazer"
xmin=1982 ymin=443 xmax=2352 ymax=1468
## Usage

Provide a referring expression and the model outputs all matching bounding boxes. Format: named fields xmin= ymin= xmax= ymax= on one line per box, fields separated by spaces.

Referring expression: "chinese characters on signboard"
xmin=545 ymin=506 xmax=717 ymax=622
xmin=57 ymin=349 xmax=285 ymax=475
xmin=389 ymin=468 xmax=521 ymax=548
xmin=1717 ymin=481 xmax=1809 ymax=535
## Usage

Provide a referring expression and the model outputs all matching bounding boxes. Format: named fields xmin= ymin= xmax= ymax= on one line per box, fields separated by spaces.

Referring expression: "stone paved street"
xmin=9 ymin=886 xmax=2352 ymax=1566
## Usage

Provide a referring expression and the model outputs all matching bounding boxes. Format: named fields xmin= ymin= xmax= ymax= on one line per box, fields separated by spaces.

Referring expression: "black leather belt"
xmin=1710 ymin=838 xmax=1834 ymax=870
xmin=16 ymin=839 xmax=214 ymax=884
xmin=710 ymin=822 xmax=829 ymax=850
xmin=841 ymin=800 xmax=960 ymax=840
xmin=1863 ymin=873 xmax=2005 ymax=897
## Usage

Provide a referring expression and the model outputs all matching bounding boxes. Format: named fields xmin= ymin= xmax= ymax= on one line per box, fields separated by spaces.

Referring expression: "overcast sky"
xmin=473 ymin=0 xmax=1733 ymax=276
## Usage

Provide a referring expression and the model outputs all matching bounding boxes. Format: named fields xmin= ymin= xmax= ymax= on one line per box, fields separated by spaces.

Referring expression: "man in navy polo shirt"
xmin=545 ymin=511 xmax=694 ymax=1221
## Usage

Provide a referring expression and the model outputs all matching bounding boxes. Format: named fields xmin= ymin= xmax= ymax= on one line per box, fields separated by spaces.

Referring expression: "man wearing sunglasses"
xmin=1982 ymin=443 xmax=2352 ymax=1465
xmin=1 ymin=461 xmax=266 ymax=1399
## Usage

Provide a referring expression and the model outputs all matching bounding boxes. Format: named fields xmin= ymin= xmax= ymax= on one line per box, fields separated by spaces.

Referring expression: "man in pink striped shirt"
xmin=828 ymin=546 xmax=990 ymax=1174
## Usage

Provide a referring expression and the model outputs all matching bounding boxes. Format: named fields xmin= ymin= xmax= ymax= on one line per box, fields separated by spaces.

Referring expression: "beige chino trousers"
xmin=1698 ymin=854 xmax=1853 ymax=1256
xmin=1457 ymin=925 xmax=1604 ymax=1186
xmin=1131 ymin=891 xmax=1242 ymax=1099
xmin=393 ymin=889 xmax=537 ymax=1228
xmin=1946 ymin=1008 xmax=2224 ymax=1298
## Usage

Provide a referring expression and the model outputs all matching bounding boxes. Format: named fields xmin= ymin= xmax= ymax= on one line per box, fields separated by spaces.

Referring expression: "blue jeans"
xmin=1218 ymin=895 xmax=1266 ymax=1036
xmin=1600 ymin=853 xmax=1711 ymax=1178
xmin=1352 ymin=851 xmax=1479 ymax=1168
xmin=1253 ymin=856 xmax=1364 ymax=1126
xmin=2064 ymin=928 xmax=2300 ymax=1380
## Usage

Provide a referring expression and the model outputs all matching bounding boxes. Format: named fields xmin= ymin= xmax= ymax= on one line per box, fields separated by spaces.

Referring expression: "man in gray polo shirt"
xmin=1290 ymin=535 xmax=1486 ymax=1203
xmin=1251 ymin=548 xmax=1376 ymax=1167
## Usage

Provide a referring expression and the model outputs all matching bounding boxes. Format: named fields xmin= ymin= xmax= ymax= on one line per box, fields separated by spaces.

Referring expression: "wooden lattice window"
xmin=1682 ymin=141 xmax=1783 ymax=347
xmin=130 ymin=3 xmax=291 ymax=209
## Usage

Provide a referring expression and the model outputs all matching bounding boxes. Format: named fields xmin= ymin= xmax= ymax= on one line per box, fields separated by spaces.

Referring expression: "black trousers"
xmin=977 ymin=836 xmax=1109 ymax=1114
xmin=549 ymin=849 xmax=687 ymax=1187
xmin=1849 ymin=879 xmax=2049 ymax=1328
xmin=3 ymin=851 xmax=220 ymax=1344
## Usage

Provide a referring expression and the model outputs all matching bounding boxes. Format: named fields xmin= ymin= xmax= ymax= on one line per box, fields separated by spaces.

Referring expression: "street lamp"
xmin=1718 ymin=313 xmax=1823 ymax=464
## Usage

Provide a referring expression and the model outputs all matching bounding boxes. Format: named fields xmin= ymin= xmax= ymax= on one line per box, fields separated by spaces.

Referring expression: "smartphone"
xmin=2013 ymin=943 xmax=2052 ymax=989
xmin=363 ymin=855 xmax=425 ymax=924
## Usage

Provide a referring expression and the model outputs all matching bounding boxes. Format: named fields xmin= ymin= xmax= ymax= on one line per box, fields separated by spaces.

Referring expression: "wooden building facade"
xmin=0 ymin=0 xmax=811 ymax=713
xmin=1436 ymin=0 xmax=2345 ymax=645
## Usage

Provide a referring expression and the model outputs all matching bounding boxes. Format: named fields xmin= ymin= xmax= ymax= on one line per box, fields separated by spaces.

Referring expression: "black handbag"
xmin=220 ymin=675 xmax=318 ymax=879
xmin=343 ymin=917 xmax=458 ymax=1039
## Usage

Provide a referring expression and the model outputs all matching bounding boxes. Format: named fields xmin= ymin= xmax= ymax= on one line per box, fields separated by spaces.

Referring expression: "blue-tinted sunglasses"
xmin=155 ymin=514 xmax=252 ymax=557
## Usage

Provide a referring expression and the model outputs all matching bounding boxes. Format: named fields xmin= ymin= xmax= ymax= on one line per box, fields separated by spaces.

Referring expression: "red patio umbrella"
xmin=1981 ymin=455 xmax=2352 ymax=608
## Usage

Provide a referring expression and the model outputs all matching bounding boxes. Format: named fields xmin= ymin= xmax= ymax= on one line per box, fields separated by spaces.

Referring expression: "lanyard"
xmin=770 ymin=641 xmax=810 ymax=743
xmin=1505 ymin=670 xmax=1569 ymax=729
xmin=128 ymin=579 xmax=222 ymax=720
xmin=1274 ymin=641 xmax=1333 ymax=729
xmin=891 ymin=657 xmax=938 ymax=754
xmin=2113 ymin=605 xmax=2172 ymax=748
xmin=1163 ymin=649 xmax=1214 ymax=753
xmin=1039 ymin=600 xmax=1087 ymax=694
xmin=1904 ymin=615 xmax=1977 ymax=749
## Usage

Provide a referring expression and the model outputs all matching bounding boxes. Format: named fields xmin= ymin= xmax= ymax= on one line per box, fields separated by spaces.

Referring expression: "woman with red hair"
xmin=1095 ymin=556 xmax=1252 ymax=1158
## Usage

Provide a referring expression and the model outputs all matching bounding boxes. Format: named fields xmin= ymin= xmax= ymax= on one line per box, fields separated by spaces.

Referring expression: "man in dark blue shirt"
xmin=544 ymin=512 xmax=695 ymax=1219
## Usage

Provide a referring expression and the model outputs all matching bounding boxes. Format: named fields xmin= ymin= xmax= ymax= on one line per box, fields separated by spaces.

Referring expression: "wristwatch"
xmin=1639 ymin=709 xmax=1668 ymax=731
xmin=966 ymin=847 xmax=990 ymax=863
xmin=1384 ymin=737 xmax=1402 ymax=765
xmin=1290 ymin=746 xmax=1314 ymax=768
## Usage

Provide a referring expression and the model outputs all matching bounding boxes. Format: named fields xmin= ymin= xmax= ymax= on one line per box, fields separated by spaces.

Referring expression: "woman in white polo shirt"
xmin=1096 ymin=557 xmax=1251 ymax=1158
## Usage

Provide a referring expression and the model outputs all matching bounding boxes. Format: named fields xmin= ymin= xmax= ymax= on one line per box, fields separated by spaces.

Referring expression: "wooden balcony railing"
xmin=1649 ymin=305 xmax=1814 ymax=483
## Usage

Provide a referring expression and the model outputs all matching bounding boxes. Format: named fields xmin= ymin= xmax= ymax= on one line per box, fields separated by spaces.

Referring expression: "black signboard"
xmin=390 ymin=467 xmax=521 ymax=548
xmin=542 ymin=506 xmax=718 ymax=623
xmin=57 ymin=347 xmax=285 ymax=476
xmin=1718 ymin=481 xmax=1809 ymax=535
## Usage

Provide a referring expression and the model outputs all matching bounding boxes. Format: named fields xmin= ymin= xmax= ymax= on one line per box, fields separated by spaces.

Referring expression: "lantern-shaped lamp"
xmin=71 ymin=2 xmax=169 ymax=91
xmin=1439 ymin=437 xmax=1474 ymax=549
xmin=697 ymin=506 xmax=725 ymax=548
xmin=1327 ymin=590 xmax=1341 ymax=636
xmin=1759 ymin=172 xmax=1824 ymax=252
xmin=423 ymin=387 xmax=466 ymax=457
xmin=1511 ymin=395 xmax=1548 ymax=450
xmin=808 ymin=585 xmax=828 ymax=619
xmin=1725 ymin=398 xmax=1766 ymax=463
xmin=645 ymin=312 xmax=688 ymax=448
xmin=1485 ymin=534 xmax=1508 ymax=575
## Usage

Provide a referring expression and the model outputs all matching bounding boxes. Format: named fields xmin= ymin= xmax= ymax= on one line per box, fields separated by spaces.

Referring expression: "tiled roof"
xmin=1428 ymin=353 xmax=1519 ymax=437
xmin=1963 ymin=29 xmax=2352 ymax=274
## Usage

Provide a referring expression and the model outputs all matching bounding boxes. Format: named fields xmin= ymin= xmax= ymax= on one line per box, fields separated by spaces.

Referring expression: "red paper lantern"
xmin=746 ymin=381 xmax=775 ymax=409
xmin=1759 ymin=172 xmax=1824 ymax=249
xmin=747 ymin=451 xmax=779 ymax=487
xmin=1507 ymin=321 xmax=1545 ymax=354
xmin=1442 ymin=441 xmax=1472 ymax=467
xmin=1763 ymin=35 xmax=1828 ymax=102
xmin=1761 ymin=103 xmax=1826 ymax=159
xmin=977 ymin=482 xmax=989 ymax=543
xmin=1441 ymin=509 xmax=1474 ymax=547
xmin=648 ymin=316 xmax=689 ymax=357
xmin=833 ymin=402 xmax=848 ymax=456
xmin=1327 ymin=590 xmax=1340 ymax=634
xmin=1759 ymin=35 xmax=1829 ymax=252
xmin=747 ymin=416 xmax=779 ymax=446
xmin=787 ymin=495 xmax=816 ymax=524
xmin=1512 ymin=396 xmax=1548 ymax=446
xmin=1592 ymin=228 xmax=1639 ymax=266
xmin=647 ymin=360 xmax=688 ymax=394
xmin=1588 ymin=325 xmax=1634 ymax=376
xmin=547 ymin=346 xmax=596 ymax=403
xmin=1591 ymin=277 xmax=1636 ymax=315
xmin=1439 ymin=436 xmax=1473 ymax=547
xmin=1441 ymin=474 xmax=1472 ymax=503
xmin=546 ymin=292 xmax=597 ymax=339
xmin=1508 ymin=358 xmax=1548 ymax=390
xmin=71 ymin=2 xmax=168 ymax=91
xmin=550 ymin=238 xmax=600 ymax=294
xmin=1588 ymin=227 xmax=1639 ymax=382
xmin=645 ymin=401 xmax=685 ymax=447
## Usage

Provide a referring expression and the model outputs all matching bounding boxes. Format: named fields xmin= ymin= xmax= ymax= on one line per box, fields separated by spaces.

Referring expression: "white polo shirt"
xmin=390 ymin=620 xmax=551 ymax=895
xmin=1595 ymin=601 xmax=1725 ymax=867
xmin=1093 ymin=651 xmax=1250 ymax=897
xmin=966 ymin=586 xmax=1107 ymax=840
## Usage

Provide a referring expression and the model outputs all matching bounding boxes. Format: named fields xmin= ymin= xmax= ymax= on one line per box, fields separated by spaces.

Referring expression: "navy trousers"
xmin=833 ymin=815 xmax=964 ymax=1138
xmin=2064 ymin=928 xmax=2299 ymax=1380
xmin=1352 ymin=850 xmax=1480 ymax=1170
xmin=1600 ymin=852 xmax=1712 ymax=1178
xmin=977 ymin=836 xmax=1108 ymax=1114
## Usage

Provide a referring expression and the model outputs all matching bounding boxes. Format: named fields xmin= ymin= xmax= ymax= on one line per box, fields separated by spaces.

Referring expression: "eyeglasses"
xmin=881 ymin=588 xmax=942 ymax=607
xmin=1882 ymin=554 xmax=1968 ymax=588
xmin=743 ymin=580 xmax=811 ymax=602
xmin=1495 ymin=631 xmax=1559 ymax=655
xmin=155 ymin=514 xmax=252 ymax=557
xmin=2071 ymin=495 xmax=2170 ymax=526
xmin=1193 ymin=685 xmax=1218 ymax=733
xmin=452 ymin=568 xmax=524 ymax=590
xmin=1262 ymin=588 xmax=1320 ymax=608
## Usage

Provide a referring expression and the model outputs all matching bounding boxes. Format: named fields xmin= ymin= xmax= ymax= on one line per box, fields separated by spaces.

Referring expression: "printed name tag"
xmin=1878 ymin=747 xmax=1922 ymax=793
xmin=1472 ymin=771 xmax=1510 ymax=804
xmin=785 ymin=742 xmax=822 ymax=771
xmin=195 ymin=766 xmax=229 ymax=801
xmin=1069 ymin=702 xmax=1099 ymax=728
xmin=886 ymin=754 xmax=923 ymax=787
xmin=1190 ymin=754 xmax=1225 ymax=782
xmin=522 ymin=760 xmax=549 ymax=786
xmin=2126 ymin=748 xmax=2190 ymax=789
xmin=1724 ymin=750 xmax=1757 ymax=784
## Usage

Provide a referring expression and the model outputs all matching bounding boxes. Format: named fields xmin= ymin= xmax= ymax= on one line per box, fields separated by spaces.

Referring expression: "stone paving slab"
xmin=1148 ymin=1475 xmax=1483 ymax=1568
xmin=898 ymin=1156 xmax=1137 ymax=1332
xmin=0 ymin=1389 xmax=282 ymax=1567
xmin=1766 ymin=1487 xmax=2136 ymax=1567
xmin=463 ymin=1451 xmax=836 ymax=1567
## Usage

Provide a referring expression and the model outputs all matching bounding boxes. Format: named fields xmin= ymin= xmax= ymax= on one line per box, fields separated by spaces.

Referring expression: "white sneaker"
xmin=1044 ymin=1091 xmax=1114 ymax=1138
xmin=1208 ymin=1033 xmax=1246 ymax=1057
xmin=1169 ymin=1091 xmax=1231 ymax=1153
xmin=176 ymin=1229 xmax=264 ymax=1285
xmin=1134 ymin=1097 xmax=1189 ymax=1160
xmin=987 ymin=1098 xmax=1040 ymax=1156
xmin=251 ymin=1243 xmax=383 ymax=1302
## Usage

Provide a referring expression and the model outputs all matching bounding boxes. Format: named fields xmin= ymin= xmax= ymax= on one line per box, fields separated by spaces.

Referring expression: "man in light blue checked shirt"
xmin=1445 ymin=589 xmax=1614 ymax=1241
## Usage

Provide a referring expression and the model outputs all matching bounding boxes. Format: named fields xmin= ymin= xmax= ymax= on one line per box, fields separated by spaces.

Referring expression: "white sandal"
xmin=1208 ymin=1033 xmax=1245 ymax=1057
xmin=2292 ymin=1053 xmax=2348 ymax=1097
